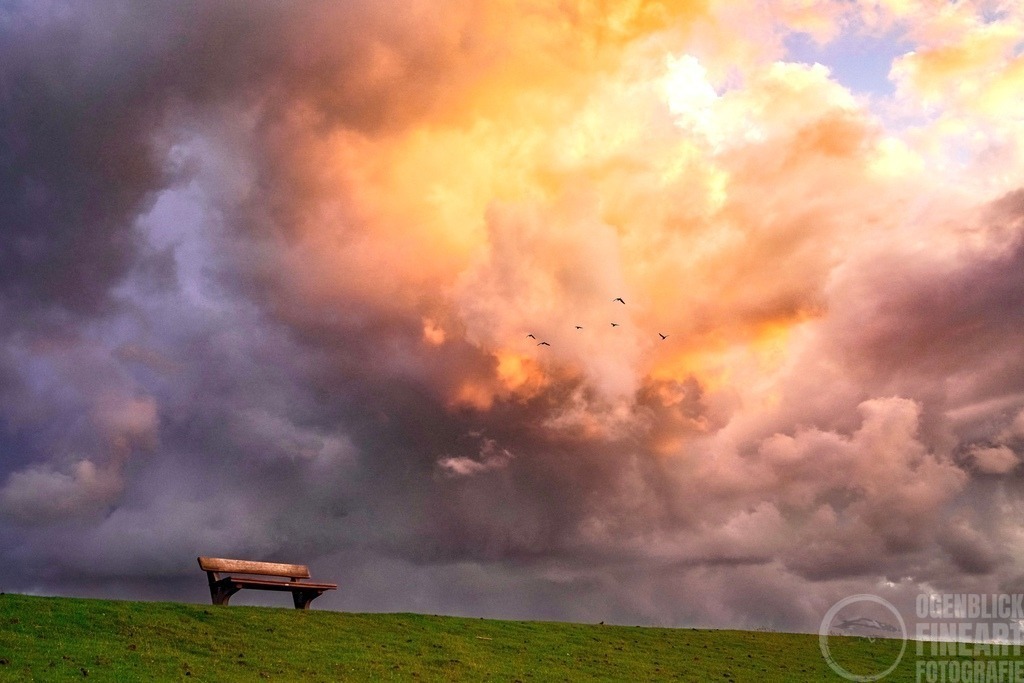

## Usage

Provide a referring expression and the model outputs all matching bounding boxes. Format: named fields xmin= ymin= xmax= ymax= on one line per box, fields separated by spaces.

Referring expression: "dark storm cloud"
xmin=0 ymin=0 xmax=482 ymax=317
xmin=822 ymin=187 xmax=1024 ymax=426
xmin=0 ymin=4 xmax=162 ymax=314
xmin=0 ymin=0 xmax=474 ymax=489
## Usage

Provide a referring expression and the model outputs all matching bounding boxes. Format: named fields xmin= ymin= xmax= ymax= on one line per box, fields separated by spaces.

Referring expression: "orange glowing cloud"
xmin=251 ymin=0 xmax=1017 ymax=434
xmin=892 ymin=14 xmax=1024 ymax=116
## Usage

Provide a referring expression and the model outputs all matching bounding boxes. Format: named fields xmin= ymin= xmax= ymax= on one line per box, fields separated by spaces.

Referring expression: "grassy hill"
xmin=0 ymin=593 xmax=976 ymax=681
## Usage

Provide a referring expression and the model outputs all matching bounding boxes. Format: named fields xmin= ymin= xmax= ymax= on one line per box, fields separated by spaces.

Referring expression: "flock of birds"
xmin=527 ymin=297 xmax=669 ymax=347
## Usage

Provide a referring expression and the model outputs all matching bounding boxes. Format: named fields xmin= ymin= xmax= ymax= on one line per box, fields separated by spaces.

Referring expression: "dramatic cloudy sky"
xmin=3 ymin=0 xmax=1024 ymax=632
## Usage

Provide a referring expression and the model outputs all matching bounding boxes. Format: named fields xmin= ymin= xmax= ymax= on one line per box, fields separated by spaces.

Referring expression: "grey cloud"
xmin=0 ymin=0 xmax=476 ymax=317
xmin=938 ymin=517 xmax=1001 ymax=576
xmin=825 ymin=189 xmax=1024 ymax=397
xmin=0 ymin=2 xmax=166 ymax=315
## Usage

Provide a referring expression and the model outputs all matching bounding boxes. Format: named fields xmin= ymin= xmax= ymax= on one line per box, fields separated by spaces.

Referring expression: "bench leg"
xmin=210 ymin=581 xmax=241 ymax=606
xmin=292 ymin=589 xmax=324 ymax=610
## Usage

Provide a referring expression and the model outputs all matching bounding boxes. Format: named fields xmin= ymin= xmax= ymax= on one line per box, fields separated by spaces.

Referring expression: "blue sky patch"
xmin=785 ymin=27 xmax=911 ymax=97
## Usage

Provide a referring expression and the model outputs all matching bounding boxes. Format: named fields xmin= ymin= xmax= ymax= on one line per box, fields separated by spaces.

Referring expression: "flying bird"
xmin=575 ymin=326 xmax=583 ymax=330
xmin=611 ymin=322 xmax=619 ymax=327
xmin=613 ymin=297 xmax=625 ymax=304
xmin=659 ymin=333 xmax=668 ymax=340
xmin=537 ymin=341 xmax=550 ymax=346
xmin=527 ymin=334 xmax=536 ymax=339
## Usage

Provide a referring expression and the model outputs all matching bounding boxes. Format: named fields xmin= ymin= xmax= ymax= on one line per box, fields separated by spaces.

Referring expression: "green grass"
xmin=0 ymin=593 xmax=991 ymax=681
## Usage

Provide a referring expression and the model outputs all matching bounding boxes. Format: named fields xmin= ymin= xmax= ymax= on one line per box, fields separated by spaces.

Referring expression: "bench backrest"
xmin=197 ymin=556 xmax=311 ymax=579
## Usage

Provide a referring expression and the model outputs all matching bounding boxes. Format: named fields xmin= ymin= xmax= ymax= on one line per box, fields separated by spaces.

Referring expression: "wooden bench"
xmin=197 ymin=556 xmax=337 ymax=609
